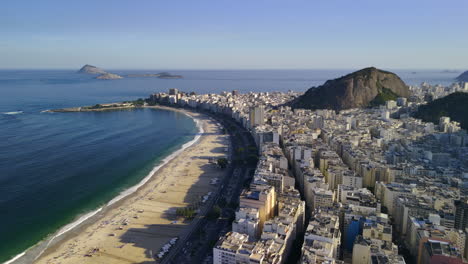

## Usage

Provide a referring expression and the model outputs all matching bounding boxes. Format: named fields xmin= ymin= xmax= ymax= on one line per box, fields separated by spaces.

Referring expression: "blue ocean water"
xmin=0 ymin=69 xmax=459 ymax=262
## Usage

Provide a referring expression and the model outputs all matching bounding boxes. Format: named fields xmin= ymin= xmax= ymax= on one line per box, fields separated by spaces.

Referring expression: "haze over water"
xmin=0 ymin=69 xmax=459 ymax=262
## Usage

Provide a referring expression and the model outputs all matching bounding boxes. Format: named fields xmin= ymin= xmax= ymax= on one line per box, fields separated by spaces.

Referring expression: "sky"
xmin=1 ymin=0 xmax=467 ymax=70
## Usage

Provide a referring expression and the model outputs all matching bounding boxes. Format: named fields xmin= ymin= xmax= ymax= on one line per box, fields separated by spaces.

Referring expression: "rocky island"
xmin=291 ymin=67 xmax=410 ymax=110
xmin=96 ymin=73 xmax=123 ymax=80
xmin=77 ymin=65 xmax=183 ymax=80
xmin=157 ymin=72 xmax=183 ymax=79
xmin=126 ymin=72 xmax=183 ymax=79
xmin=77 ymin=64 xmax=107 ymax=75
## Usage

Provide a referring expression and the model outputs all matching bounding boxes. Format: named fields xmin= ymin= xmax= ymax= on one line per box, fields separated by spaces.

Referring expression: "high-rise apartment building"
xmin=249 ymin=106 xmax=265 ymax=128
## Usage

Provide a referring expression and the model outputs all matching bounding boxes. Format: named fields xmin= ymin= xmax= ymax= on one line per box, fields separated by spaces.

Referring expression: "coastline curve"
xmin=5 ymin=107 xmax=203 ymax=264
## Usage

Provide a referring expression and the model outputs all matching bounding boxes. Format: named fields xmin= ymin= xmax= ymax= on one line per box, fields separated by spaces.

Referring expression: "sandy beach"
xmin=34 ymin=107 xmax=229 ymax=264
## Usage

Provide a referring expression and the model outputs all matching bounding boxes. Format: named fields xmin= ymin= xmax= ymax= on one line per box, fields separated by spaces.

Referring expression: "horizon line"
xmin=0 ymin=67 xmax=465 ymax=71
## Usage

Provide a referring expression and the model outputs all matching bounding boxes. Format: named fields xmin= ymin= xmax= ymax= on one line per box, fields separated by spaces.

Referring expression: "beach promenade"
xmin=35 ymin=108 xmax=229 ymax=264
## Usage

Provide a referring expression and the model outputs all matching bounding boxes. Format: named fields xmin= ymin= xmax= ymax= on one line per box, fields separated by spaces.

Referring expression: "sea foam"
xmin=2 ymin=111 xmax=23 ymax=115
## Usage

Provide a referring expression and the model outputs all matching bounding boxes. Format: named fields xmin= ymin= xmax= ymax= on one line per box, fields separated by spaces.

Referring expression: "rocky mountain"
xmin=95 ymin=73 xmax=123 ymax=80
xmin=291 ymin=67 xmax=410 ymax=110
xmin=77 ymin=64 xmax=107 ymax=75
xmin=456 ymin=71 xmax=468 ymax=82
xmin=414 ymin=92 xmax=468 ymax=130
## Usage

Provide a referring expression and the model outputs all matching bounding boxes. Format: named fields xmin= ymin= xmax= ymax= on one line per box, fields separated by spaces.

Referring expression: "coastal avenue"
xmin=162 ymin=111 xmax=257 ymax=264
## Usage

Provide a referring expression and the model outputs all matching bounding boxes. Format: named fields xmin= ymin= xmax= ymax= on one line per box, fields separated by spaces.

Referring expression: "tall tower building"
xmin=169 ymin=88 xmax=179 ymax=95
xmin=455 ymin=200 xmax=468 ymax=230
xmin=249 ymin=106 xmax=265 ymax=128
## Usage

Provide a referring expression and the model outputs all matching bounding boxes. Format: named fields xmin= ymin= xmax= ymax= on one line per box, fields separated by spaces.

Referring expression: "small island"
xmin=77 ymin=64 xmax=107 ymax=75
xmin=157 ymin=72 xmax=183 ymax=79
xmin=96 ymin=73 xmax=123 ymax=80
xmin=126 ymin=72 xmax=183 ymax=79
xmin=77 ymin=65 xmax=183 ymax=80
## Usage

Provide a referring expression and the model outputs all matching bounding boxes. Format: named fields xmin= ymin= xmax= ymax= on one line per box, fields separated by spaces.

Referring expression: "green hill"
xmin=369 ymin=87 xmax=399 ymax=107
xmin=414 ymin=92 xmax=468 ymax=130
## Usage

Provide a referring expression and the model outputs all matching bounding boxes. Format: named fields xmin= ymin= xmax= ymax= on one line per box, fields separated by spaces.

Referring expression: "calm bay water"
xmin=0 ymin=69 xmax=459 ymax=262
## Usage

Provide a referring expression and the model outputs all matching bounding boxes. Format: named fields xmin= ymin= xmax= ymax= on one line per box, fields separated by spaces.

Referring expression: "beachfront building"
xmin=213 ymin=231 xmax=248 ymax=264
xmin=232 ymin=207 xmax=261 ymax=240
xmin=213 ymin=232 xmax=265 ymax=264
xmin=239 ymin=185 xmax=276 ymax=233
xmin=261 ymin=217 xmax=295 ymax=263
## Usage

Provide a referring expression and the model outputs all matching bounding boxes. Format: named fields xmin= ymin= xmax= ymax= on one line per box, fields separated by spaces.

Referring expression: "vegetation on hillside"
xmin=369 ymin=87 xmax=399 ymax=107
xmin=132 ymin=98 xmax=145 ymax=106
xmin=414 ymin=92 xmax=468 ymax=130
xmin=89 ymin=104 xmax=103 ymax=109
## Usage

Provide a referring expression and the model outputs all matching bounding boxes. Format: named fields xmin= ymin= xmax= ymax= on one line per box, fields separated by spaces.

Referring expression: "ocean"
xmin=0 ymin=69 xmax=460 ymax=263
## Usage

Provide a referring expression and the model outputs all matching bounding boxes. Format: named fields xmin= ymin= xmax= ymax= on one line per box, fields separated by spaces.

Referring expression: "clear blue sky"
xmin=1 ymin=0 xmax=467 ymax=69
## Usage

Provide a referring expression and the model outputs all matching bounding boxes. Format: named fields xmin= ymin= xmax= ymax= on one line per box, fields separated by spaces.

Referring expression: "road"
xmin=160 ymin=111 xmax=257 ymax=264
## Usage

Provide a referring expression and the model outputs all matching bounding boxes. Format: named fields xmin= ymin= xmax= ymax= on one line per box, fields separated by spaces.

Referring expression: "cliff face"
xmin=291 ymin=67 xmax=410 ymax=110
xmin=456 ymin=71 xmax=468 ymax=82
xmin=78 ymin=64 xmax=107 ymax=74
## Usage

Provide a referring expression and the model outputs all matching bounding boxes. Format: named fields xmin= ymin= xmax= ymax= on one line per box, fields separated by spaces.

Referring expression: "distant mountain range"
xmin=290 ymin=67 xmax=410 ymax=110
xmin=414 ymin=92 xmax=468 ymax=130
xmin=77 ymin=65 xmax=183 ymax=80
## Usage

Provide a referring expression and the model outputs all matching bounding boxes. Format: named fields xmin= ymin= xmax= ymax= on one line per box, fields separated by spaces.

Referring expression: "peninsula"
xmin=45 ymin=102 xmax=139 ymax=112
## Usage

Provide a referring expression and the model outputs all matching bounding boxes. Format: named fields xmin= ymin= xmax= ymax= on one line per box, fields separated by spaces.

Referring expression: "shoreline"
xmin=6 ymin=106 xmax=216 ymax=264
